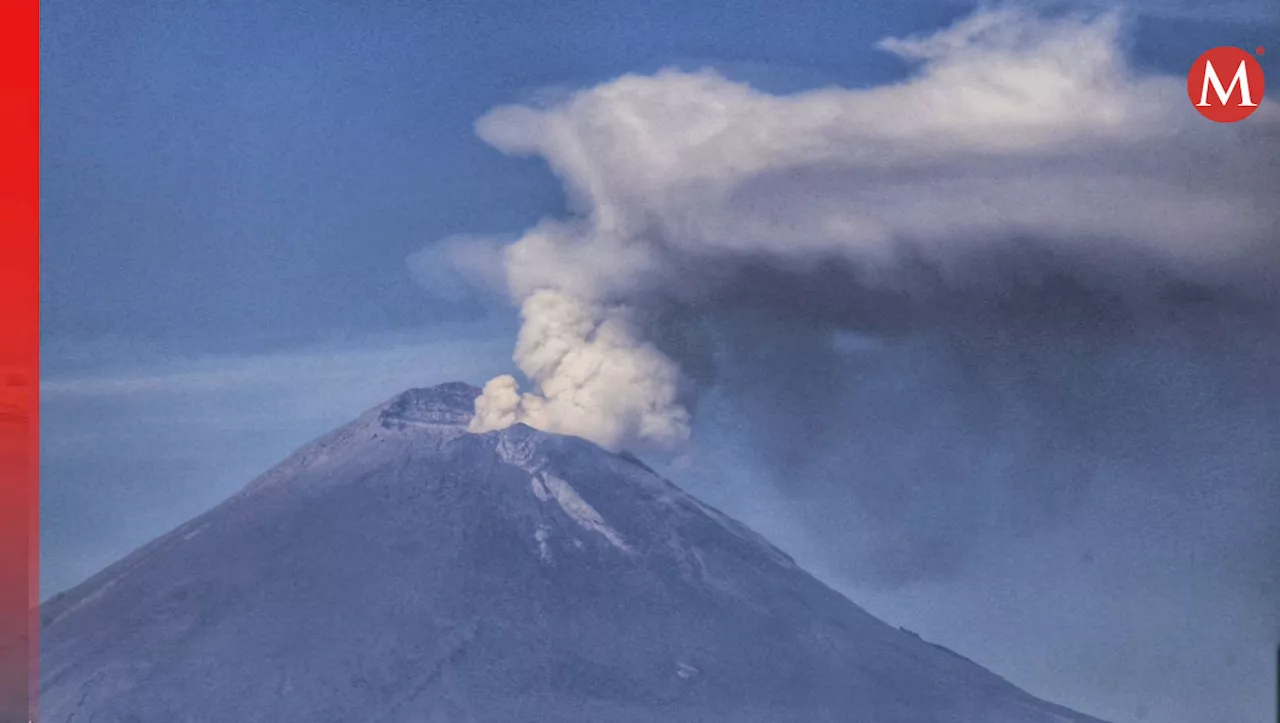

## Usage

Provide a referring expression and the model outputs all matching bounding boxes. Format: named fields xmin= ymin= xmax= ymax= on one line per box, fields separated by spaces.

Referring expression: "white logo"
xmin=1196 ymin=59 xmax=1258 ymax=108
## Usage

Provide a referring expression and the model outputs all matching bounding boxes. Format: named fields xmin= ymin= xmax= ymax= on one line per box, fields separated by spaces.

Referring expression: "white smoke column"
xmin=459 ymin=7 xmax=1277 ymax=451
xmin=469 ymin=289 xmax=690 ymax=451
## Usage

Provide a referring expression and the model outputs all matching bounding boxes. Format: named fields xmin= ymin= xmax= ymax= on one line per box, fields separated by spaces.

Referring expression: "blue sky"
xmin=41 ymin=2 xmax=1279 ymax=723
xmin=39 ymin=0 xmax=1276 ymax=358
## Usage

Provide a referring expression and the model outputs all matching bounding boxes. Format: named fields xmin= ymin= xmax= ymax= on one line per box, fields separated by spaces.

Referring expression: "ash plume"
xmin=469 ymin=289 xmax=691 ymax=450
xmin=452 ymin=6 xmax=1277 ymax=453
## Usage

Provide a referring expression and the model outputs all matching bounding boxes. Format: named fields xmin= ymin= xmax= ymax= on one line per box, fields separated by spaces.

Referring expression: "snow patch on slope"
xmin=495 ymin=431 xmax=546 ymax=474
xmin=530 ymin=476 xmax=551 ymax=501
xmin=540 ymin=473 xmax=632 ymax=553
xmin=535 ymin=526 xmax=552 ymax=563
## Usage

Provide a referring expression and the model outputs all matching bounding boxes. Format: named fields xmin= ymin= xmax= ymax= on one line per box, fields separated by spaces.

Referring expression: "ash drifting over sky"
xmin=449 ymin=7 xmax=1278 ymax=453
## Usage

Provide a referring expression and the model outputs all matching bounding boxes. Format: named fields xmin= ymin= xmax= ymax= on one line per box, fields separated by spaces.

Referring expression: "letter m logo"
xmin=1197 ymin=59 xmax=1257 ymax=107
xmin=1187 ymin=47 xmax=1266 ymax=123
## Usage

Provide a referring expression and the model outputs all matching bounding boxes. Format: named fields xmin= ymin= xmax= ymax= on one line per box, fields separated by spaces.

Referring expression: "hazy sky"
xmin=41 ymin=2 xmax=1278 ymax=723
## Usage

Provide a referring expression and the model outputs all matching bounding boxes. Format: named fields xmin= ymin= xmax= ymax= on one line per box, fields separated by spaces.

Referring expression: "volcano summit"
xmin=40 ymin=383 xmax=1107 ymax=723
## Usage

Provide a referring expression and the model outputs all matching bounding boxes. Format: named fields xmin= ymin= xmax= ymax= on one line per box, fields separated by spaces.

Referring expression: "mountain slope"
xmin=40 ymin=382 xmax=1106 ymax=723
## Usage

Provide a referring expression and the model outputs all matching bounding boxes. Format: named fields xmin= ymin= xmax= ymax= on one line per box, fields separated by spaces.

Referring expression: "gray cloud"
xmin=459 ymin=6 xmax=1278 ymax=453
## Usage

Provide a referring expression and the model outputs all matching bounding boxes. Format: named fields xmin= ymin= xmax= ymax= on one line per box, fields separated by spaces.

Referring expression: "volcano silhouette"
xmin=40 ymin=383 xmax=1107 ymax=723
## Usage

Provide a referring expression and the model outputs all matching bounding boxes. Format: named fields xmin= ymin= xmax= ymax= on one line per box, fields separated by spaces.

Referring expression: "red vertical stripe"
xmin=0 ymin=0 xmax=39 ymax=720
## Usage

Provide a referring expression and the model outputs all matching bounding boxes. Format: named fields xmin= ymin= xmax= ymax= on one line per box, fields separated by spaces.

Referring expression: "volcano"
xmin=39 ymin=382 xmax=1107 ymax=723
